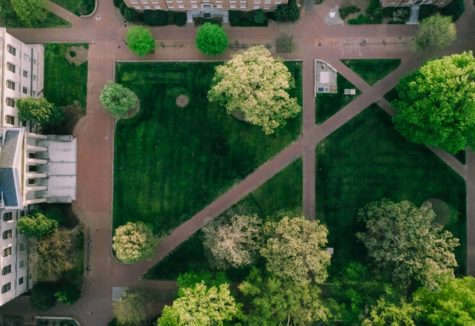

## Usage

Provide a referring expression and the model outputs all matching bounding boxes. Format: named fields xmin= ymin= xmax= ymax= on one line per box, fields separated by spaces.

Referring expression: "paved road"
xmin=1 ymin=0 xmax=474 ymax=324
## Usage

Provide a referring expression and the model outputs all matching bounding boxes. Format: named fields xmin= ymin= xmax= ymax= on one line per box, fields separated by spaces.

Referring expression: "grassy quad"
xmin=341 ymin=59 xmax=401 ymax=85
xmin=317 ymin=105 xmax=466 ymax=273
xmin=144 ymin=159 xmax=303 ymax=280
xmin=316 ymin=73 xmax=360 ymax=123
xmin=114 ymin=62 xmax=302 ymax=236
xmin=52 ymin=0 xmax=96 ymax=16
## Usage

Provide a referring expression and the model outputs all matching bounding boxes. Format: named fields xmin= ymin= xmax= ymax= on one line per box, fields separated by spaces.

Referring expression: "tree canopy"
xmin=202 ymin=214 xmax=262 ymax=269
xmin=413 ymin=14 xmax=456 ymax=52
xmin=11 ymin=0 xmax=48 ymax=25
xmin=261 ymin=216 xmax=331 ymax=284
xmin=208 ymin=46 xmax=301 ymax=135
xmin=100 ymin=82 xmax=139 ymax=118
xmin=357 ymin=199 xmax=459 ymax=289
xmin=126 ymin=26 xmax=156 ymax=57
xmin=158 ymin=282 xmax=239 ymax=326
xmin=17 ymin=97 xmax=63 ymax=126
xmin=112 ymin=222 xmax=156 ymax=263
xmin=392 ymin=51 xmax=475 ymax=153
xmin=195 ymin=23 xmax=228 ymax=56
xmin=18 ymin=212 xmax=58 ymax=238
xmin=413 ymin=277 xmax=475 ymax=325
xmin=239 ymin=268 xmax=330 ymax=325
xmin=113 ymin=288 xmax=159 ymax=326
xmin=362 ymin=298 xmax=416 ymax=326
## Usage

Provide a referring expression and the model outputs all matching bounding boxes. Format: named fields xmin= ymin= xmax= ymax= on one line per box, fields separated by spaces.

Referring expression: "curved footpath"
xmin=1 ymin=0 xmax=474 ymax=324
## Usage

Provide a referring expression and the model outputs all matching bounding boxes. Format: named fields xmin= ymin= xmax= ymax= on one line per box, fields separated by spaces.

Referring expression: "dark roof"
xmin=0 ymin=129 xmax=20 ymax=168
xmin=0 ymin=168 xmax=19 ymax=207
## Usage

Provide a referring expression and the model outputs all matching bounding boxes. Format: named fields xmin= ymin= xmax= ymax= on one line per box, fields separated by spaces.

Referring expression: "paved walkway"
xmin=1 ymin=0 xmax=474 ymax=324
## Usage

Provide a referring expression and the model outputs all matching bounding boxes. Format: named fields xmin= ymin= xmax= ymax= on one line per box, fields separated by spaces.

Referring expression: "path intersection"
xmin=1 ymin=0 xmax=474 ymax=324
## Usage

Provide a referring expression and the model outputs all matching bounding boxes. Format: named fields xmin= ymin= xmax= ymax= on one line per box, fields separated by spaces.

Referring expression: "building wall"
xmin=125 ymin=0 xmax=285 ymax=11
xmin=0 ymin=209 xmax=29 ymax=307
xmin=0 ymin=28 xmax=44 ymax=129
xmin=380 ymin=0 xmax=452 ymax=7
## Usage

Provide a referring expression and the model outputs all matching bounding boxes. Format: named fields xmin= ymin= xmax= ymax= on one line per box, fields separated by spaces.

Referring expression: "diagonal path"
xmin=45 ymin=0 xmax=81 ymax=24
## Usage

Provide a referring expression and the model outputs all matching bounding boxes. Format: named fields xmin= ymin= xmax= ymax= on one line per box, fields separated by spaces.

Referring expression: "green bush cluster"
xmin=113 ymin=0 xmax=187 ymax=26
xmin=30 ymin=281 xmax=82 ymax=310
xmin=274 ymin=0 xmax=301 ymax=22
xmin=229 ymin=9 xmax=269 ymax=26
xmin=339 ymin=5 xmax=360 ymax=19
xmin=420 ymin=0 xmax=464 ymax=21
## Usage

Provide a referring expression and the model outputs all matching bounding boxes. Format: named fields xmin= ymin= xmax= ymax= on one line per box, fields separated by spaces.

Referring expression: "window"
xmin=23 ymin=70 xmax=28 ymax=78
xmin=19 ymin=260 xmax=24 ymax=268
xmin=33 ymin=74 xmax=37 ymax=81
xmin=23 ymin=53 xmax=30 ymax=62
xmin=5 ymin=115 xmax=15 ymax=125
xmin=19 ymin=243 xmax=25 ymax=252
xmin=28 ymin=179 xmax=35 ymax=185
xmin=22 ymin=87 xmax=28 ymax=94
xmin=6 ymin=80 xmax=15 ymax=90
xmin=3 ymin=212 xmax=13 ymax=222
xmin=1 ymin=283 xmax=11 ymax=294
xmin=33 ymin=59 xmax=37 ymax=65
xmin=2 ymin=265 xmax=11 ymax=275
xmin=6 ymin=98 xmax=15 ymax=107
xmin=19 ymin=277 xmax=24 ymax=285
xmin=3 ymin=230 xmax=13 ymax=239
xmin=7 ymin=45 xmax=16 ymax=56
xmin=3 ymin=247 xmax=12 ymax=257
xmin=6 ymin=62 xmax=15 ymax=73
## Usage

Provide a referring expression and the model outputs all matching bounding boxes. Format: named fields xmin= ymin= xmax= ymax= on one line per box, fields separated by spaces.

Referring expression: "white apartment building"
xmin=0 ymin=27 xmax=44 ymax=129
xmin=0 ymin=29 xmax=77 ymax=307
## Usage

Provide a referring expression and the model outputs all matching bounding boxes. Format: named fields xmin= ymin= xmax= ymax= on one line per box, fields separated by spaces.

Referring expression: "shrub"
xmin=17 ymin=97 xmax=63 ymax=127
xmin=195 ymin=23 xmax=228 ymax=56
xmin=100 ymin=82 xmax=139 ymax=118
xmin=112 ymin=222 xmax=156 ymax=263
xmin=253 ymin=9 xmax=267 ymax=24
xmin=143 ymin=9 xmax=168 ymax=26
xmin=18 ymin=212 xmax=58 ymax=238
xmin=30 ymin=282 xmax=57 ymax=310
xmin=54 ymin=282 xmax=81 ymax=305
xmin=274 ymin=0 xmax=301 ymax=22
xmin=276 ymin=33 xmax=293 ymax=53
xmin=440 ymin=0 xmax=465 ymax=21
xmin=123 ymin=7 xmax=139 ymax=22
xmin=126 ymin=26 xmax=156 ymax=56
xmin=339 ymin=5 xmax=360 ymax=19
xmin=173 ymin=11 xmax=187 ymax=26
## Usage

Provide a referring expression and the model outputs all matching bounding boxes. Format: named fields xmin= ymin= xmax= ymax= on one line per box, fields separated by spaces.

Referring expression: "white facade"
xmin=0 ymin=27 xmax=44 ymax=128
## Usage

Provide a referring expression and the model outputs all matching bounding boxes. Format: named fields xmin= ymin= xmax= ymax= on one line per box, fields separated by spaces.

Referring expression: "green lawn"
xmin=44 ymin=44 xmax=88 ymax=108
xmin=341 ymin=59 xmax=401 ymax=85
xmin=317 ymin=105 xmax=466 ymax=273
xmin=144 ymin=159 xmax=303 ymax=280
xmin=52 ymin=0 xmax=95 ymax=16
xmin=316 ymin=74 xmax=360 ymax=124
xmin=0 ymin=0 xmax=69 ymax=27
xmin=114 ymin=62 xmax=302 ymax=235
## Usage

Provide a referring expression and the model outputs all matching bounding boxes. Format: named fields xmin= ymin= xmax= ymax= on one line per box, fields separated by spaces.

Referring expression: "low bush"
xmin=113 ymin=0 xmax=187 ymax=26
xmin=346 ymin=0 xmax=383 ymax=24
xmin=420 ymin=0 xmax=464 ymax=21
xmin=276 ymin=33 xmax=293 ymax=53
xmin=229 ymin=10 xmax=269 ymax=26
xmin=193 ymin=16 xmax=223 ymax=26
xmin=339 ymin=5 xmax=360 ymax=19
xmin=30 ymin=283 xmax=58 ymax=310
xmin=274 ymin=0 xmax=301 ymax=22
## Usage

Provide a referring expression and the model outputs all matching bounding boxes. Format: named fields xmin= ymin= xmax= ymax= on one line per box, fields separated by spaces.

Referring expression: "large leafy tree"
xmin=113 ymin=288 xmax=159 ymax=325
xmin=112 ymin=222 xmax=156 ymax=263
xmin=202 ymin=214 xmax=262 ymax=269
xmin=17 ymin=97 xmax=63 ymax=126
xmin=18 ymin=212 xmax=58 ymax=238
xmin=357 ymin=199 xmax=459 ymax=289
xmin=31 ymin=228 xmax=74 ymax=282
xmin=239 ymin=268 xmax=330 ymax=325
xmin=413 ymin=277 xmax=475 ymax=325
xmin=208 ymin=46 xmax=301 ymax=135
xmin=158 ymin=282 xmax=239 ymax=326
xmin=362 ymin=298 xmax=416 ymax=326
xmin=100 ymin=82 xmax=139 ymax=118
xmin=126 ymin=26 xmax=156 ymax=57
xmin=413 ymin=14 xmax=456 ymax=52
xmin=393 ymin=52 xmax=475 ymax=153
xmin=261 ymin=216 xmax=331 ymax=284
xmin=195 ymin=23 xmax=228 ymax=56
xmin=10 ymin=0 xmax=48 ymax=25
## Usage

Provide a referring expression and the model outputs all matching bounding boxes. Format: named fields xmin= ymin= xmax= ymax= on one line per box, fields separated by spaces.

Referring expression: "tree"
xmin=392 ymin=52 xmax=475 ymax=153
xmin=113 ymin=288 xmax=159 ymax=325
xmin=202 ymin=214 xmax=262 ymax=269
xmin=126 ymin=26 xmax=156 ymax=57
xmin=112 ymin=222 xmax=156 ymax=263
xmin=54 ymin=282 xmax=81 ymax=305
xmin=195 ymin=23 xmax=228 ymax=56
xmin=239 ymin=268 xmax=330 ymax=325
xmin=413 ymin=14 xmax=456 ymax=52
xmin=30 ymin=282 xmax=57 ymax=310
xmin=356 ymin=199 xmax=459 ymax=289
xmin=158 ymin=282 xmax=239 ymax=326
xmin=362 ymin=298 xmax=416 ymax=326
xmin=31 ymin=229 xmax=74 ymax=282
xmin=17 ymin=97 xmax=63 ymax=126
xmin=18 ymin=212 xmax=58 ymax=238
xmin=208 ymin=46 xmax=301 ymax=135
xmin=260 ymin=216 xmax=331 ymax=284
xmin=176 ymin=271 xmax=229 ymax=296
xmin=274 ymin=0 xmax=301 ymax=22
xmin=413 ymin=277 xmax=475 ymax=325
xmin=253 ymin=9 xmax=267 ymax=24
xmin=100 ymin=82 xmax=139 ymax=118
xmin=10 ymin=0 xmax=48 ymax=25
